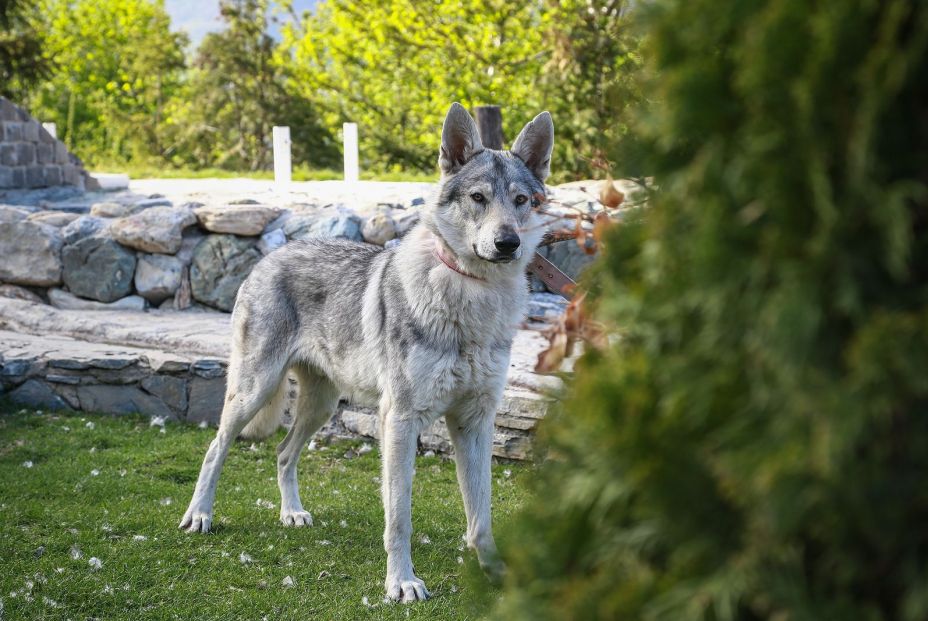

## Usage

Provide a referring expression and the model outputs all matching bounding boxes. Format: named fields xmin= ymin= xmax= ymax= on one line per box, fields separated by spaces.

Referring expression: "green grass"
xmin=87 ymin=162 xmax=438 ymax=183
xmin=0 ymin=405 xmax=531 ymax=620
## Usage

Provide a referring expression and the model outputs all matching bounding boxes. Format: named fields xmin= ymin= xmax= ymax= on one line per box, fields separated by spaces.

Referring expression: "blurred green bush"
xmin=494 ymin=0 xmax=928 ymax=619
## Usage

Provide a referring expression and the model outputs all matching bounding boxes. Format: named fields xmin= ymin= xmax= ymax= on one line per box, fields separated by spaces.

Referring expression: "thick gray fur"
xmin=180 ymin=102 xmax=554 ymax=603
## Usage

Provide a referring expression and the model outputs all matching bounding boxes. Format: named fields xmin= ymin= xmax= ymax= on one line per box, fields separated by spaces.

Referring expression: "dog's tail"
xmin=239 ymin=373 xmax=289 ymax=441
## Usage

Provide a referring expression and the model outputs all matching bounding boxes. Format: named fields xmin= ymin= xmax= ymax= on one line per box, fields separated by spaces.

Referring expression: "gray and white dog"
xmin=180 ymin=103 xmax=553 ymax=602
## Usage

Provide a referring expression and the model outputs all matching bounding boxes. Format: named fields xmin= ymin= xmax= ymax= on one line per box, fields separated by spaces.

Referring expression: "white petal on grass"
xmin=255 ymin=498 xmax=275 ymax=510
xmin=119 ymin=469 xmax=127 ymax=477
xmin=198 ymin=420 xmax=208 ymax=429
xmin=159 ymin=497 xmax=172 ymax=506
xmin=22 ymin=461 xmax=33 ymax=468
xmin=88 ymin=557 xmax=102 ymax=570
xmin=281 ymin=575 xmax=294 ymax=588
xmin=318 ymin=540 xmax=331 ymax=546
xmin=69 ymin=546 xmax=82 ymax=560
xmin=90 ymin=469 xmax=100 ymax=476
xmin=418 ymin=534 xmax=431 ymax=545
xmin=239 ymin=552 xmax=253 ymax=564
xmin=457 ymin=556 xmax=464 ymax=564
xmin=159 ymin=427 xmax=166 ymax=434
xmin=132 ymin=535 xmax=147 ymax=541
xmin=150 ymin=416 xmax=166 ymax=428
xmin=339 ymin=520 xmax=348 ymax=528
xmin=358 ymin=443 xmax=373 ymax=455
xmin=85 ymin=421 xmax=95 ymax=430
xmin=102 ymin=584 xmax=113 ymax=594
xmin=503 ymin=469 xmax=512 ymax=478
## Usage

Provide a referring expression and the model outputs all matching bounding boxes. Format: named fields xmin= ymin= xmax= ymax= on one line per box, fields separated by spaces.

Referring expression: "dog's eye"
xmin=514 ymin=194 xmax=528 ymax=206
xmin=470 ymin=192 xmax=485 ymax=203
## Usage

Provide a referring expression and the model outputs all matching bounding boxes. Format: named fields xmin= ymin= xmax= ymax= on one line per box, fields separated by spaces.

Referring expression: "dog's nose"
xmin=494 ymin=232 xmax=521 ymax=254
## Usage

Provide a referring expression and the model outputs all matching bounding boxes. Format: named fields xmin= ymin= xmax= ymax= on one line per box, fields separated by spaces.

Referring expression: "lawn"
xmin=0 ymin=404 xmax=531 ymax=620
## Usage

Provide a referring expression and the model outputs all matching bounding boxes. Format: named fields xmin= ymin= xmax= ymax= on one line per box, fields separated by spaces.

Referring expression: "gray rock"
xmin=175 ymin=228 xmax=205 ymax=266
xmin=140 ymin=375 xmax=188 ymax=414
xmin=134 ymin=254 xmax=183 ymax=304
xmin=27 ymin=210 xmax=79 ymax=227
xmin=0 ymin=220 xmax=63 ymax=286
xmin=110 ymin=206 xmax=196 ymax=254
xmin=8 ymin=379 xmax=69 ymax=410
xmin=60 ymin=215 xmax=109 ymax=245
xmin=48 ymin=288 xmax=146 ymax=311
xmin=194 ymin=204 xmax=282 ymax=236
xmin=190 ymin=235 xmax=261 ymax=311
xmin=410 ymin=197 xmax=426 ymax=207
xmin=394 ymin=212 xmax=420 ymax=237
xmin=75 ymin=384 xmax=175 ymax=419
xmin=257 ymin=228 xmax=287 ymax=255
xmin=287 ymin=211 xmax=362 ymax=242
xmin=0 ymin=284 xmax=43 ymax=304
xmin=61 ymin=236 xmax=137 ymax=302
xmin=187 ymin=376 xmax=226 ymax=424
xmin=89 ymin=202 xmax=140 ymax=218
xmin=133 ymin=197 xmax=172 ymax=209
xmin=0 ymin=205 xmax=29 ymax=222
xmin=361 ymin=213 xmax=396 ymax=245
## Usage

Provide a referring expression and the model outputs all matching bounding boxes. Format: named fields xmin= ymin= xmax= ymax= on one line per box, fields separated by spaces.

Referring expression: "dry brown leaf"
xmin=535 ymin=329 xmax=568 ymax=373
xmin=599 ymin=176 xmax=625 ymax=209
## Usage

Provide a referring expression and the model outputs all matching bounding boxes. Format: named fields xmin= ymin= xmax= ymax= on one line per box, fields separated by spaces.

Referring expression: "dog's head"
xmin=427 ymin=103 xmax=553 ymax=274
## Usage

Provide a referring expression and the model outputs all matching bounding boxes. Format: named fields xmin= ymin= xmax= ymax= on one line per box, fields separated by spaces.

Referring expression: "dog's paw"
xmin=279 ymin=509 xmax=313 ymax=527
xmin=480 ymin=558 xmax=507 ymax=585
xmin=385 ymin=575 xmax=430 ymax=603
xmin=179 ymin=509 xmax=212 ymax=534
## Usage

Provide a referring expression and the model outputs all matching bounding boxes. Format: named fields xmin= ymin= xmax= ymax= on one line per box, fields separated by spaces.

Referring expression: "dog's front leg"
xmin=381 ymin=414 xmax=430 ymax=602
xmin=447 ymin=412 xmax=505 ymax=582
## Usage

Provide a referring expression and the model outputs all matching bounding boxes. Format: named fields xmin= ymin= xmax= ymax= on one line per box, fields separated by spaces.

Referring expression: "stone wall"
xmin=0 ymin=97 xmax=97 ymax=191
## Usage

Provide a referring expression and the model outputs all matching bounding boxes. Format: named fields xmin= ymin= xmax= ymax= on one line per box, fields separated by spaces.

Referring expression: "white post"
xmin=42 ymin=122 xmax=57 ymax=139
xmin=272 ymin=126 xmax=292 ymax=189
xmin=343 ymin=122 xmax=359 ymax=183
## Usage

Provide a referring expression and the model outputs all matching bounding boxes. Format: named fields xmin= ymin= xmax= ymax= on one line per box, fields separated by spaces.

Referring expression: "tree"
xmin=31 ymin=0 xmax=187 ymax=163
xmin=494 ymin=0 xmax=928 ymax=619
xmin=280 ymin=0 xmax=549 ymax=173
xmin=0 ymin=0 xmax=51 ymax=102
xmin=162 ymin=0 xmax=337 ymax=171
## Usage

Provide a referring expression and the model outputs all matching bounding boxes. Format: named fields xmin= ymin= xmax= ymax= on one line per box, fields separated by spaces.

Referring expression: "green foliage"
xmin=30 ymin=0 xmax=187 ymax=164
xmin=281 ymin=0 xmax=550 ymax=172
xmin=162 ymin=0 xmax=337 ymax=171
xmin=0 ymin=0 xmax=51 ymax=100
xmin=496 ymin=1 xmax=928 ymax=619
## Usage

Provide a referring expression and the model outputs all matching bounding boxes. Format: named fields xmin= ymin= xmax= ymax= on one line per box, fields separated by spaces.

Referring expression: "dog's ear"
xmin=439 ymin=103 xmax=483 ymax=175
xmin=510 ymin=111 xmax=554 ymax=182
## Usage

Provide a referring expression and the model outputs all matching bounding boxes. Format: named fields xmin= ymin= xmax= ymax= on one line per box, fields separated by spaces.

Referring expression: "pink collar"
xmin=433 ymin=241 xmax=485 ymax=281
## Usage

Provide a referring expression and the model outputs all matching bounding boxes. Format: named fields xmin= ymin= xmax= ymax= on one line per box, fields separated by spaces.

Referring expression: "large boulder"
xmin=189 ymin=235 xmax=261 ymax=311
xmin=194 ymin=204 xmax=282 ymax=236
xmin=60 ymin=215 xmax=110 ymax=245
xmin=110 ymin=206 xmax=196 ymax=254
xmin=61 ymin=236 xmax=136 ymax=302
xmin=0 ymin=220 xmax=63 ymax=286
xmin=361 ymin=213 xmax=397 ymax=245
xmin=0 ymin=205 xmax=30 ymax=223
xmin=284 ymin=211 xmax=362 ymax=242
xmin=27 ymin=210 xmax=80 ymax=227
xmin=48 ymin=288 xmax=146 ymax=311
xmin=134 ymin=253 xmax=183 ymax=304
xmin=90 ymin=201 xmax=142 ymax=218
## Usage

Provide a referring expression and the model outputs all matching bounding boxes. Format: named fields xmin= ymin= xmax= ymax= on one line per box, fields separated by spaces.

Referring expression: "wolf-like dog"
xmin=179 ymin=103 xmax=554 ymax=602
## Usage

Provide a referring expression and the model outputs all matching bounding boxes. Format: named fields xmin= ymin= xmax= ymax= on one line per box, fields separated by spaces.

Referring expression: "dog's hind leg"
xmin=179 ymin=349 xmax=289 ymax=534
xmin=276 ymin=364 xmax=339 ymax=527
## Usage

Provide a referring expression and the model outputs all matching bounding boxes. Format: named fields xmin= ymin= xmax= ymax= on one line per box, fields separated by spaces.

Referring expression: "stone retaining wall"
xmin=0 ymin=97 xmax=97 ymax=191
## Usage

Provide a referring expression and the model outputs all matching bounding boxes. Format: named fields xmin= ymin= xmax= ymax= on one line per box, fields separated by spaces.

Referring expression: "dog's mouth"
xmin=473 ymin=245 xmax=518 ymax=264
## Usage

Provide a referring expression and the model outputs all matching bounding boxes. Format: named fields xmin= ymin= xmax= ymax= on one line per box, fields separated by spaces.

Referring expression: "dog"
xmin=179 ymin=102 xmax=554 ymax=602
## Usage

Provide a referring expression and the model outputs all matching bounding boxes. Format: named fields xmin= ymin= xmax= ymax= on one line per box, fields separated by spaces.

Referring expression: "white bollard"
xmin=42 ymin=122 xmax=57 ymax=139
xmin=343 ymin=122 xmax=359 ymax=183
xmin=272 ymin=126 xmax=292 ymax=189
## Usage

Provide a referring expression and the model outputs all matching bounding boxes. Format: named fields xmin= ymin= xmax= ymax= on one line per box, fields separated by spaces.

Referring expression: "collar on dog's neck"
xmin=433 ymin=240 xmax=485 ymax=282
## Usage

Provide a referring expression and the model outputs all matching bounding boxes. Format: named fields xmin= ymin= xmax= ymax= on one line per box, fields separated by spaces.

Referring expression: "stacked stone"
xmin=0 ymin=97 xmax=95 ymax=190
xmin=0 ymin=197 xmax=422 ymax=313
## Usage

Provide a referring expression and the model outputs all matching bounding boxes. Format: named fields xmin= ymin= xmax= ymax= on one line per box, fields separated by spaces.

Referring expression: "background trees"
xmin=494 ymin=0 xmax=928 ymax=619
xmin=0 ymin=0 xmax=51 ymax=102
xmin=4 ymin=0 xmax=642 ymax=179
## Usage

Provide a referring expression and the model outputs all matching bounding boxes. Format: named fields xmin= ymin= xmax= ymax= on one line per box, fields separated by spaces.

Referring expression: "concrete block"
xmin=22 ymin=120 xmax=39 ymax=142
xmin=0 ymin=98 xmax=19 ymax=122
xmin=36 ymin=143 xmax=53 ymax=164
xmin=45 ymin=165 xmax=61 ymax=186
xmin=11 ymin=167 xmax=25 ymax=187
xmin=15 ymin=142 xmax=35 ymax=166
xmin=62 ymin=164 xmax=81 ymax=186
xmin=0 ymin=166 xmax=13 ymax=188
xmin=2 ymin=122 xmax=22 ymax=142
xmin=0 ymin=145 xmax=15 ymax=166
xmin=38 ymin=126 xmax=55 ymax=143
xmin=54 ymin=141 xmax=69 ymax=164
xmin=25 ymin=166 xmax=45 ymax=188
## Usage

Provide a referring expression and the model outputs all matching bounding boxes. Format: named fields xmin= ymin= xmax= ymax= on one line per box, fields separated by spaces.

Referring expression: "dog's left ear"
xmin=439 ymin=103 xmax=484 ymax=175
xmin=510 ymin=112 xmax=554 ymax=182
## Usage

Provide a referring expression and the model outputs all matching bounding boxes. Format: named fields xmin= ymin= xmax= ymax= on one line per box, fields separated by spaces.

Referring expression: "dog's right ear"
xmin=439 ymin=103 xmax=483 ymax=175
